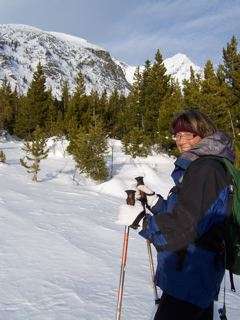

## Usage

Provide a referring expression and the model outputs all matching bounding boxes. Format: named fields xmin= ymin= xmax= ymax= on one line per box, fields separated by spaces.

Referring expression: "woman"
xmin=119 ymin=110 xmax=234 ymax=320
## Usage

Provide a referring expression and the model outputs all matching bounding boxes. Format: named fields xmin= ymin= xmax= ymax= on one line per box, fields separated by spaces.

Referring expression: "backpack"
xmin=210 ymin=157 xmax=240 ymax=319
xmin=219 ymin=158 xmax=240 ymax=277
xmin=193 ymin=156 xmax=240 ymax=290
xmin=177 ymin=156 xmax=239 ymax=320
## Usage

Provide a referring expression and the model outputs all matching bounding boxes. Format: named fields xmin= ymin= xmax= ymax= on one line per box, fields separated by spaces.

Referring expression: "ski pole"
xmin=116 ymin=189 xmax=136 ymax=320
xmin=146 ymin=240 xmax=160 ymax=304
xmin=135 ymin=177 xmax=160 ymax=304
xmin=116 ymin=225 xmax=130 ymax=320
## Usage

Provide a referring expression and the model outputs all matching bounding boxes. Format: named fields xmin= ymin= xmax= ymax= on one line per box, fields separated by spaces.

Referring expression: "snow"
xmin=112 ymin=58 xmax=145 ymax=85
xmin=116 ymin=203 xmax=144 ymax=226
xmin=0 ymin=137 xmax=239 ymax=319
xmin=164 ymin=53 xmax=202 ymax=84
xmin=1 ymin=24 xmax=104 ymax=51
xmin=49 ymin=32 xmax=104 ymax=51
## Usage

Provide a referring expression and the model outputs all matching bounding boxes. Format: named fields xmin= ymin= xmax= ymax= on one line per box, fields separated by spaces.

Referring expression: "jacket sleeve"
xmin=149 ymin=194 xmax=168 ymax=213
xmin=139 ymin=158 xmax=230 ymax=251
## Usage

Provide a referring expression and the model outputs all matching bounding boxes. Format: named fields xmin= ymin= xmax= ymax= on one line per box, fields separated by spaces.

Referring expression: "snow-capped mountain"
xmin=0 ymin=24 xmax=201 ymax=98
xmin=116 ymin=53 xmax=202 ymax=85
xmin=0 ymin=24 xmax=131 ymax=98
xmin=164 ymin=53 xmax=202 ymax=84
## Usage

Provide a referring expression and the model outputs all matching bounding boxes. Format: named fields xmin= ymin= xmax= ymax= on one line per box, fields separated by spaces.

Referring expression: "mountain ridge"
xmin=0 ymin=24 xmax=201 ymax=98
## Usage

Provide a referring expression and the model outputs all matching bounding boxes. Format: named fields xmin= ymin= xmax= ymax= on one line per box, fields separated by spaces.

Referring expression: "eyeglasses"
xmin=172 ymin=132 xmax=197 ymax=141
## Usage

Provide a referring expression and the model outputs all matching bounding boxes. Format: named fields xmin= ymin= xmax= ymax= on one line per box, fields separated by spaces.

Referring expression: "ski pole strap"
xmin=130 ymin=210 xmax=146 ymax=229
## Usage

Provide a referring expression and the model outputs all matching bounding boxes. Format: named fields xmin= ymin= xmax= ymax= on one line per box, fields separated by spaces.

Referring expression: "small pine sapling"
xmin=0 ymin=150 xmax=6 ymax=163
xmin=20 ymin=127 xmax=49 ymax=181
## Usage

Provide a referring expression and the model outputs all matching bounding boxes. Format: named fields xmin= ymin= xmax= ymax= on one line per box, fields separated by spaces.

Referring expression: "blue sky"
xmin=0 ymin=0 xmax=239 ymax=66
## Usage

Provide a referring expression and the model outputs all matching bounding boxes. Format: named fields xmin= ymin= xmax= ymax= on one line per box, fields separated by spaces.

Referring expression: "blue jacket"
xmin=139 ymin=132 xmax=234 ymax=308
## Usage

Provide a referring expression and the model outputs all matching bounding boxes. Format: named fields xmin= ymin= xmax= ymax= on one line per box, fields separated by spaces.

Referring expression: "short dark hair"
xmin=171 ymin=110 xmax=217 ymax=138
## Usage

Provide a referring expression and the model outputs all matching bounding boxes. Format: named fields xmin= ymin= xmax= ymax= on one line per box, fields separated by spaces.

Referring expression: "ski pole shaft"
xmin=146 ymin=240 xmax=159 ymax=303
xmin=116 ymin=226 xmax=130 ymax=320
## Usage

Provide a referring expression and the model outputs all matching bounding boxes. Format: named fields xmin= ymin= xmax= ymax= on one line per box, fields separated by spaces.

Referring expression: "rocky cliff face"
xmin=0 ymin=24 xmax=131 ymax=98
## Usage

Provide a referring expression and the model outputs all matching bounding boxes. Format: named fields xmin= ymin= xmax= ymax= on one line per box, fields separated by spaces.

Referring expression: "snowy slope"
xmin=0 ymin=24 xmax=130 ymax=98
xmin=164 ymin=53 xmax=202 ymax=84
xmin=0 ymin=138 xmax=239 ymax=320
xmin=112 ymin=58 xmax=145 ymax=85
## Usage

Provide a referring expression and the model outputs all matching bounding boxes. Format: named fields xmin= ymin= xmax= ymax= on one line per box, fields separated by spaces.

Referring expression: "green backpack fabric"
xmin=220 ymin=158 xmax=240 ymax=277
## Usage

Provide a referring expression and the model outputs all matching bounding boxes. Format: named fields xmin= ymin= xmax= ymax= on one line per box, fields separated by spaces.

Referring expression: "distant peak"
xmin=171 ymin=53 xmax=189 ymax=59
xmin=164 ymin=53 xmax=193 ymax=64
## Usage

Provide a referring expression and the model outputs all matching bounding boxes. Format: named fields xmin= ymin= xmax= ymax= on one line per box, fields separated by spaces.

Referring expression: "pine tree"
xmin=60 ymin=80 xmax=70 ymax=118
xmin=143 ymin=50 xmax=172 ymax=142
xmin=219 ymin=36 xmax=240 ymax=135
xmin=139 ymin=60 xmax=152 ymax=132
xmin=199 ymin=60 xmax=231 ymax=133
xmin=219 ymin=36 xmax=240 ymax=166
xmin=65 ymin=71 xmax=86 ymax=132
xmin=67 ymin=118 xmax=108 ymax=182
xmin=121 ymin=67 xmax=143 ymax=135
xmin=104 ymin=89 xmax=121 ymax=137
xmin=14 ymin=96 xmax=31 ymax=138
xmin=26 ymin=63 xmax=49 ymax=128
xmin=15 ymin=63 xmax=49 ymax=138
xmin=122 ymin=127 xmax=151 ymax=158
xmin=54 ymin=80 xmax=70 ymax=136
xmin=83 ymin=90 xmax=102 ymax=130
xmin=0 ymin=150 xmax=6 ymax=163
xmin=0 ymin=77 xmax=17 ymax=133
xmin=89 ymin=90 xmax=99 ymax=120
xmin=46 ymin=96 xmax=60 ymax=136
xmin=157 ymin=80 xmax=184 ymax=153
xmin=91 ymin=89 xmax=107 ymax=132
xmin=183 ymin=66 xmax=201 ymax=108
xmin=115 ymin=93 xmax=127 ymax=139
xmin=222 ymin=36 xmax=240 ymax=94
xmin=20 ymin=126 xmax=49 ymax=182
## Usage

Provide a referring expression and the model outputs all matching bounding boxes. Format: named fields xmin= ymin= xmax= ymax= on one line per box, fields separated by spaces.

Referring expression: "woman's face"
xmin=174 ymin=131 xmax=202 ymax=153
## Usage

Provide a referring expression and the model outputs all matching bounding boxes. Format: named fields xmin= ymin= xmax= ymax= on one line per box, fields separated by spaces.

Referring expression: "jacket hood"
xmin=181 ymin=131 xmax=235 ymax=163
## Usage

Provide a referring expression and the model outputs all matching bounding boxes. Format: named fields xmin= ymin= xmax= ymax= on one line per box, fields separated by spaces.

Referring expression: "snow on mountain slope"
xmin=0 ymin=24 xmax=131 ymax=98
xmin=0 ymin=138 xmax=239 ymax=320
xmin=49 ymin=31 xmax=104 ymax=51
xmin=164 ymin=53 xmax=202 ymax=84
xmin=115 ymin=53 xmax=202 ymax=85
xmin=112 ymin=58 xmax=145 ymax=85
xmin=0 ymin=24 xmax=202 ymax=99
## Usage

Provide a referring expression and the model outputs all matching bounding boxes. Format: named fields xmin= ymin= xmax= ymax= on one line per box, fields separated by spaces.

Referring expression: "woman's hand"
xmin=136 ymin=185 xmax=159 ymax=207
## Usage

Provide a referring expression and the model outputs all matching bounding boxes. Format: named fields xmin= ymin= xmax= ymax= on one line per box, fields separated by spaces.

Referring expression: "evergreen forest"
xmin=1 ymin=36 xmax=240 ymax=178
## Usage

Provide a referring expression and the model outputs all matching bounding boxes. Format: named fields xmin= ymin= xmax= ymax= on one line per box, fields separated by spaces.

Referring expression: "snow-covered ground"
xmin=0 ymin=138 xmax=239 ymax=320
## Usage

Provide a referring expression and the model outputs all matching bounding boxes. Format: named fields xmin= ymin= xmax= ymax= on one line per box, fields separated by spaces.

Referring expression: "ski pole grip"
xmin=135 ymin=176 xmax=144 ymax=186
xmin=135 ymin=176 xmax=147 ymax=207
xmin=125 ymin=190 xmax=136 ymax=206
